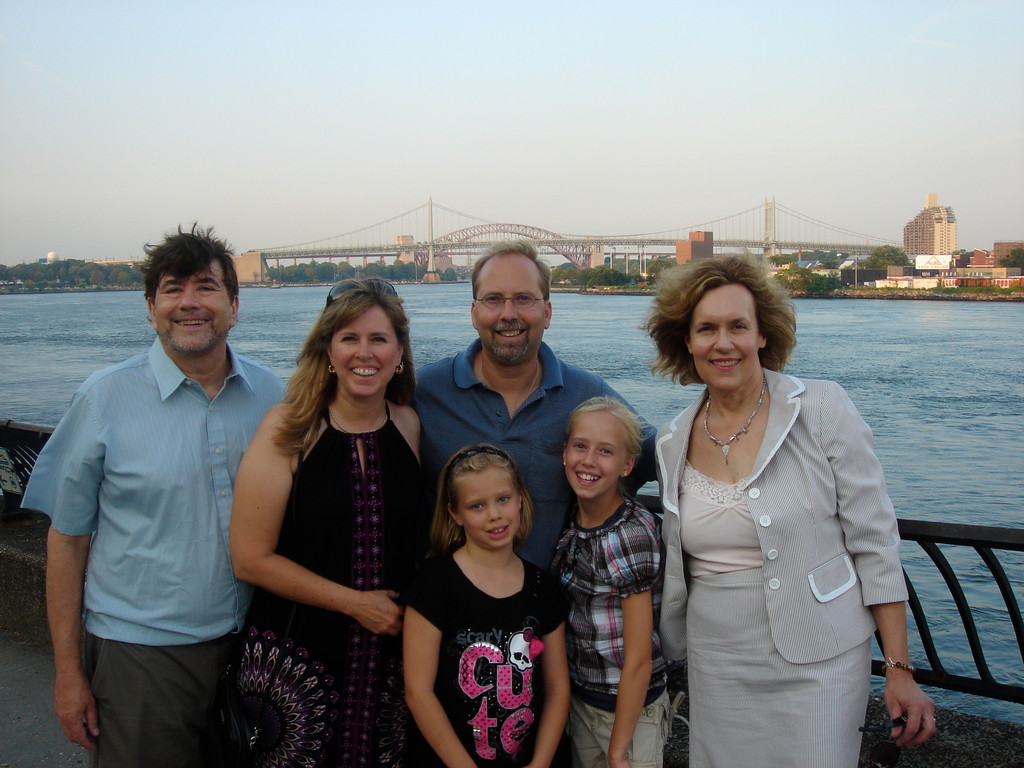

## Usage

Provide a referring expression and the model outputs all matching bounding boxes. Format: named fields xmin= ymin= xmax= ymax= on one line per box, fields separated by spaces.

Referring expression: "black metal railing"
xmin=4 ymin=423 xmax=1023 ymax=705
xmin=637 ymin=493 xmax=1024 ymax=705
xmin=873 ymin=519 xmax=1024 ymax=704
xmin=0 ymin=420 xmax=53 ymax=516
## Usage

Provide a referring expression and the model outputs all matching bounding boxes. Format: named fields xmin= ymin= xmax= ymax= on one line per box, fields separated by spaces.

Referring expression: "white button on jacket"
xmin=654 ymin=369 xmax=907 ymax=665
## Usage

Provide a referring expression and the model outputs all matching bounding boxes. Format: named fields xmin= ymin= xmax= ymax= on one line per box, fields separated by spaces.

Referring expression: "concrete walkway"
xmin=0 ymin=630 xmax=86 ymax=767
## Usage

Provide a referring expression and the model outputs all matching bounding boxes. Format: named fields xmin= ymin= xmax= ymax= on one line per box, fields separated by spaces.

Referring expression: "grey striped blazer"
xmin=656 ymin=369 xmax=908 ymax=664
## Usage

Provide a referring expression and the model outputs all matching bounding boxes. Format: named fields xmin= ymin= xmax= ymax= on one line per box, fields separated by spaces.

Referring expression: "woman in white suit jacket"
xmin=645 ymin=256 xmax=934 ymax=767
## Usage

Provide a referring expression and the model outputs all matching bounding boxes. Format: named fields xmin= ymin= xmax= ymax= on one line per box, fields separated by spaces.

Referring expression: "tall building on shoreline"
xmin=903 ymin=193 xmax=957 ymax=255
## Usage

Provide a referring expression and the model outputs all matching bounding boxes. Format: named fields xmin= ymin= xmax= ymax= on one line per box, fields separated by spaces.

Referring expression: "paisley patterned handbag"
xmin=216 ymin=455 xmax=302 ymax=768
xmin=217 ymin=604 xmax=298 ymax=768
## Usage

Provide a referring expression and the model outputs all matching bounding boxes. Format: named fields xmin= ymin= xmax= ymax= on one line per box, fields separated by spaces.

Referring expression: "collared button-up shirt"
xmin=23 ymin=339 xmax=284 ymax=646
xmin=552 ymin=496 xmax=667 ymax=701
xmin=414 ymin=339 xmax=656 ymax=569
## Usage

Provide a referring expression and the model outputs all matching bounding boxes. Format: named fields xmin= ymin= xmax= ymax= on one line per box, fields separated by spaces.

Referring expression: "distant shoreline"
xmin=552 ymin=286 xmax=1024 ymax=302
xmin=2 ymin=284 xmax=1021 ymax=302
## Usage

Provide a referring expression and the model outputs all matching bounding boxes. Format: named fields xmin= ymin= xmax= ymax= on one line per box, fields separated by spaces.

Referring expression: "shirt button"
xmin=220 ymin=491 xmax=227 ymax=497
xmin=214 ymin=448 xmax=222 ymax=454
xmin=768 ymin=578 xmax=781 ymax=590
xmin=748 ymin=487 xmax=761 ymax=499
xmin=759 ymin=515 xmax=772 ymax=527
xmin=766 ymin=549 xmax=779 ymax=560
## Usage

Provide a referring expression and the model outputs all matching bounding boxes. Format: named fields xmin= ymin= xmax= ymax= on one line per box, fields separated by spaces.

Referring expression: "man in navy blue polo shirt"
xmin=414 ymin=240 xmax=655 ymax=569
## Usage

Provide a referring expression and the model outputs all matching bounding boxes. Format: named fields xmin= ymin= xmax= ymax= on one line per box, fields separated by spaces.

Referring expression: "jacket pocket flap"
xmin=807 ymin=554 xmax=857 ymax=603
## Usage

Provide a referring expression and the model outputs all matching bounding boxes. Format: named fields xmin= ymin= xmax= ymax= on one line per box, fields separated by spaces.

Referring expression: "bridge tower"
xmin=763 ymin=196 xmax=777 ymax=258
xmin=423 ymin=195 xmax=441 ymax=283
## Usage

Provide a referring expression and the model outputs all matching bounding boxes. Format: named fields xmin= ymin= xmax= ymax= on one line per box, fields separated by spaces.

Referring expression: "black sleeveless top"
xmin=238 ymin=417 xmax=423 ymax=767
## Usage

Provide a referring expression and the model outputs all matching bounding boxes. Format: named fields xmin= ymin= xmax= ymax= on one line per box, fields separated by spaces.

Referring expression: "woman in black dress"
xmin=230 ymin=278 xmax=421 ymax=767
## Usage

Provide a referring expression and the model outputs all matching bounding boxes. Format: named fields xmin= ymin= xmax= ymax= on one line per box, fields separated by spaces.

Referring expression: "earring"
xmin=395 ymin=361 xmax=405 ymax=374
xmin=327 ymin=363 xmax=336 ymax=374
xmin=621 ymin=471 xmax=629 ymax=477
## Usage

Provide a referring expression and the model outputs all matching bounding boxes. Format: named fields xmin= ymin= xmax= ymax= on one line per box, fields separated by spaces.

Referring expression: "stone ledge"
xmin=0 ymin=510 xmax=51 ymax=648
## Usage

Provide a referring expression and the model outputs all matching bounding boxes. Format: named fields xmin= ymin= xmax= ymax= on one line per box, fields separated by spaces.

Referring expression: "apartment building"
xmin=903 ymin=193 xmax=957 ymax=255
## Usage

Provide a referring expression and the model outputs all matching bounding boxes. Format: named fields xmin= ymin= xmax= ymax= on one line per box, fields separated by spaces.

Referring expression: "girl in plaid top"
xmin=552 ymin=398 xmax=670 ymax=768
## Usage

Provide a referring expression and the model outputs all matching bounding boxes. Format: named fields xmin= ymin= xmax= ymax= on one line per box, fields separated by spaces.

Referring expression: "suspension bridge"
xmin=246 ymin=198 xmax=899 ymax=273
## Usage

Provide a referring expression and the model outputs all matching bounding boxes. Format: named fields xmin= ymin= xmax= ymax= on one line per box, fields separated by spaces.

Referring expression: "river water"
xmin=2 ymin=284 xmax=1022 ymax=722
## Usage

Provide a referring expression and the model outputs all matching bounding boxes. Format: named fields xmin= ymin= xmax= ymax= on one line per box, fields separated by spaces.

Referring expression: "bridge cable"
xmin=259 ymin=201 xmax=431 ymax=252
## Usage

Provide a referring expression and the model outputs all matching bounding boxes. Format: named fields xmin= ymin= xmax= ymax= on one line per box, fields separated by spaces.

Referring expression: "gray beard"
xmin=488 ymin=339 xmax=530 ymax=364
xmin=159 ymin=328 xmax=229 ymax=358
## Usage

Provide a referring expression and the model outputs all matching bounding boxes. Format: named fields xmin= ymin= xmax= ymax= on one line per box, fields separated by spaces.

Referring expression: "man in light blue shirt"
xmin=23 ymin=225 xmax=283 ymax=767
xmin=414 ymin=240 xmax=655 ymax=569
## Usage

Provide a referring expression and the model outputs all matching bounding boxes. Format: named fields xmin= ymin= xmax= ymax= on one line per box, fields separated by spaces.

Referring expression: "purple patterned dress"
xmin=236 ymin=417 xmax=421 ymax=767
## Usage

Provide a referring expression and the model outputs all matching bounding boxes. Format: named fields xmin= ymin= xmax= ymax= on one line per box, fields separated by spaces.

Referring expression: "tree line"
xmin=0 ymin=259 xmax=144 ymax=290
xmin=266 ymin=258 xmax=458 ymax=285
xmin=4 ymin=247 xmax=1020 ymax=295
xmin=0 ymin=257 xmax=457 ymax=291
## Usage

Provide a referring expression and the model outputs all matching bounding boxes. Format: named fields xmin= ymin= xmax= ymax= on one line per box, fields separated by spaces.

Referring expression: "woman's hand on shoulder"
xmin=349 ymin=589 xmax=404 ymax=635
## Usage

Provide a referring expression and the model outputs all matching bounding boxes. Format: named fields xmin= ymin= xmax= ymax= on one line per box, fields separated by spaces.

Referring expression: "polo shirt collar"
xmin=537 ymin=342 xmax=564 ymax=388
xmin=148 ymin=338 xmax=250 ymax=400
xmin=453 ymin=339 xmax=565 ymax=391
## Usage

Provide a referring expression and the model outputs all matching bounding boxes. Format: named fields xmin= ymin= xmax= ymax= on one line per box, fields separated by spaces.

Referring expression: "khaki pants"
xmin=567 ymin=689 xmax=672 ymax=768
xmin=85 ymin=632 xmax=235 ymax=768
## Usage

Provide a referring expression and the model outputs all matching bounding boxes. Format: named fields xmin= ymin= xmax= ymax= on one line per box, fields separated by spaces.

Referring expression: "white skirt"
xmin=686 ymin=568 xmax=870 ymax=768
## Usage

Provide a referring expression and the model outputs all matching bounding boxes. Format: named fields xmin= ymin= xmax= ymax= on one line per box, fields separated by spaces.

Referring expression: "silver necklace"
xmin=527 ymin=363 xmax=540 ymax=392
xmin=328 ymin=404 xmax=387 ymax=434
xmin=703 ymin=375 xmax=767 ymax=464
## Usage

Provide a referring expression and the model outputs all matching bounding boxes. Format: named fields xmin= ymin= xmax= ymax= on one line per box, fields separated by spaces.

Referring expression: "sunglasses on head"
xmin=450 ymin=444 xmax=513 ymax=465
xmin=325 ymin=278 xmax=398 ymax=308
xmin=443 ymin=444 xmax=515 ymax=486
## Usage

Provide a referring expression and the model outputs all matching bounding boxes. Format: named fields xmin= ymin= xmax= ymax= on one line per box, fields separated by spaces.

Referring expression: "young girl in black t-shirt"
xmin=404 ymin=444 xmax=570 ymax=768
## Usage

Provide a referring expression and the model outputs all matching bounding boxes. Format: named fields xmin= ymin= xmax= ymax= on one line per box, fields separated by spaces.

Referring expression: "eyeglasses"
xmin=866 ymin=740 xmax=901 ymax=768
xmin=859 ymin=715 xmax=906 ymax=768
xmin=325 ymin=278 xmax=397 ymax=308
xmin=473 ymin=294 xmax=543 ymax=311
xmin=858 ymin=715 xmax=908 ymax=734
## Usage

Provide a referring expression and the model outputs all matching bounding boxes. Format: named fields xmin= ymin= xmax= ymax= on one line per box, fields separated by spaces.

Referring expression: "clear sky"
xmin=1 ymin=0 xmax=1021 ymax=265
